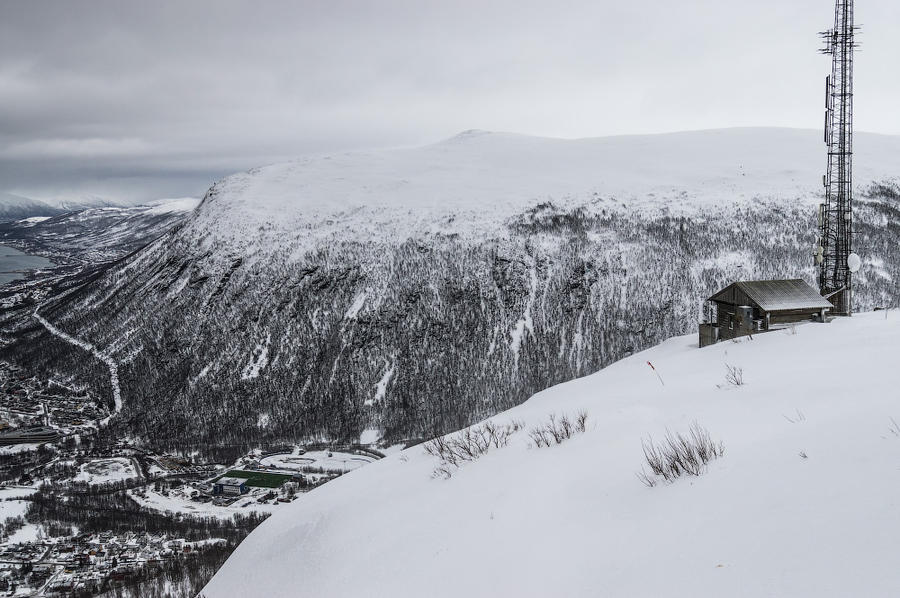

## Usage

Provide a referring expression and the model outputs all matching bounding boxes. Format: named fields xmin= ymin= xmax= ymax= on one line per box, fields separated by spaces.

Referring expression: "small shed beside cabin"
xmin=699 ymin=279 xmax=832 ymax=347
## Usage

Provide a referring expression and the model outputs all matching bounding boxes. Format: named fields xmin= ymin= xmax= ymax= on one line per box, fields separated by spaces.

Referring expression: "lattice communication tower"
xmin=816 ymin=0 xmax=859 ymax=315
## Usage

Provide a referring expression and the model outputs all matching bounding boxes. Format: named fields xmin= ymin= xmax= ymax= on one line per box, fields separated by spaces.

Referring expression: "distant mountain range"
xmin=8 ymin=128 xmax=899 ymax=456
xmin=0 ymin=191 xmax=128 ymax=222
xmin=0 ymin=198 xmax=199 ymax=265
xmin=0 ymin=192 xmax=62 ymax=221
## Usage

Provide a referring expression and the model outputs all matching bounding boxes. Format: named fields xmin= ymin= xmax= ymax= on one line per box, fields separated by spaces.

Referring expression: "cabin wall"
xmin=707 ymin=303 xmax=827 ymax=345
xmin=699 ymin=323 xmax=719 ymax=348
xmin=713 ymin=301 xmax=763 ymax=340
xmin=769 ymin=309 xmax=827 ymax=325
xmin=711 ymin=286 xmax=756 ymax=309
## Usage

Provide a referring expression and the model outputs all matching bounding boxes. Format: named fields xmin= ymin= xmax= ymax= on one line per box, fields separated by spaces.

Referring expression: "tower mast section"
xmin=817 ymin=0 xmax=858 ymax=315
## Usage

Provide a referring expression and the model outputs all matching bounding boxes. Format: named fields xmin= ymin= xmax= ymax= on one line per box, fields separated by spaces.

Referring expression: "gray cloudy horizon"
xmin=1 ymin=0 xmax=898 ymax=204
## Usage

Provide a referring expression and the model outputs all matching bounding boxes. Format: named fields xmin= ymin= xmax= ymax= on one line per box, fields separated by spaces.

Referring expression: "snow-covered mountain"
xmin=50 ymin=195 xmax=125 ymax=211
xmin=0 ymin=192 xmax=61 ymax=222
xmin=13 ymin=128 xmax=900 ymax=455
xmin=203 ymin=312 xmax=900 ymax=598
xmin=0 ymin=191 xmax=132 ymax=222
xmin=181 ymin=127 xmax=898 ymax=254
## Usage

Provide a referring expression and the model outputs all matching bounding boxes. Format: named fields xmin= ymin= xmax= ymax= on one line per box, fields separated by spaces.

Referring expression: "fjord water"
xmin=0 ymin=245 xmax=53 ymax=285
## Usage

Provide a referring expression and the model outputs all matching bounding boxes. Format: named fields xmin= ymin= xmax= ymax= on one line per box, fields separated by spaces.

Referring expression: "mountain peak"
xmin=186 ymin=128 xmax=900 ymax=260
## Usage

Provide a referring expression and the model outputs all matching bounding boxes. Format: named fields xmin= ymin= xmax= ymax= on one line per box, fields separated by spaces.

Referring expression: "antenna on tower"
xmin=817 ymin=0 xmax=859 ymax=316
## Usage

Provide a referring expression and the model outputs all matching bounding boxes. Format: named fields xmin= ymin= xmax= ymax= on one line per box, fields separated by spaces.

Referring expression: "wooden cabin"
xmin=699 ymin=279 xmax=832 ymax=347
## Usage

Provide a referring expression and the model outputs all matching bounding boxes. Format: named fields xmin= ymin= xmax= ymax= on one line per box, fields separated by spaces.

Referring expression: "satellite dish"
xmin=847 ymin=253 xmax=861 ymax=273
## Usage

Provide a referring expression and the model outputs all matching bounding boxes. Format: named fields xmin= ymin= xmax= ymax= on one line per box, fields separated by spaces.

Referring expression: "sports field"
xmin=223 ymin=470 xmax=294 ymax=488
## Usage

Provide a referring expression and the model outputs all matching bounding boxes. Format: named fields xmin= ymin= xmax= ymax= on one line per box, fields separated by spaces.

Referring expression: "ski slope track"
xmin=34 ymin=308 xmax=122 ymax=424
xmin=205 ymin=312 xmax=900 ymax=598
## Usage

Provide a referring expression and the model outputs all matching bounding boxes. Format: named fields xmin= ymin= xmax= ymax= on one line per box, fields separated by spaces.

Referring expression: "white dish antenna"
xmin=847 ymin=253 xmax=861 ymax=273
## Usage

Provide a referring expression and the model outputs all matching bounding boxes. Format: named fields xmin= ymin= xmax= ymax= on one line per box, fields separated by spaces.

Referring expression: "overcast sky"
xmin=1 ymin=0 xmax=898 ymax=204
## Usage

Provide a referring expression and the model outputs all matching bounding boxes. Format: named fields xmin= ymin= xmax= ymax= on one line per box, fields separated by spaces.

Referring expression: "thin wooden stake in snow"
xmin=647 ymin=361 xmax=664 ymax=386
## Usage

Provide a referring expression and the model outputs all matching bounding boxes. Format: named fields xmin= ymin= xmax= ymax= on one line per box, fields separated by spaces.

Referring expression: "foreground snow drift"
xmin=205 ymin=312 xmax=900 ymax=598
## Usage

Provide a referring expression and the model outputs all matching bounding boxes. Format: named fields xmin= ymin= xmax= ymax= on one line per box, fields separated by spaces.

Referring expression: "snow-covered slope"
xmin=189 ymin=127 xmax=900 ymax=255
xmin=0 ymin=191 xmax=61 ymax=222
xmin=204 ymin=312 xmax=900 ymax=598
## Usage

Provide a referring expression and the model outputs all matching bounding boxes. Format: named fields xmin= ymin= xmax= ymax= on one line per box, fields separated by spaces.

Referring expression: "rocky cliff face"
xmin=15 ymin=130 xmax=900 ymax=452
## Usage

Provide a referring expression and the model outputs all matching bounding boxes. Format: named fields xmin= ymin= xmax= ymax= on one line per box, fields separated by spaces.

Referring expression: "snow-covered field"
xmin=128 ymin=487 xmax=281 ymax=519
xmin=73 ymin=457 xmax=136 ymax=485
xmin=259 ymin=449 xmax=375 ymax=473
xmin=0 ymin=486 xmax=40 ymax=543
xmin=0 ymin=443 xmax=41 ymax=456
xmin=205 ymin=312 xmax=900 ymax=598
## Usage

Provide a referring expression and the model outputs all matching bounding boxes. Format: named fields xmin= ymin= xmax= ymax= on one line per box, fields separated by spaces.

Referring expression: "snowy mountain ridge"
xmin=203 ymin=312 xmax=900 ymax=598
xmin=188 ymin=127 xmax=899 ymax=255
xmin=0 ymin=191 xmax=61 ymax=222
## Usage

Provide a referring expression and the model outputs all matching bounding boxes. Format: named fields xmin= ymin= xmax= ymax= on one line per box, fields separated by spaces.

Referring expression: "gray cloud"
xmin=1 ymin=0 xmax=898 ymax=203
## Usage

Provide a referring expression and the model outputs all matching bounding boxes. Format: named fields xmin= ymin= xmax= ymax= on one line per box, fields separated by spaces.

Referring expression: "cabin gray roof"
xmin=709 ymin=279 xmax=833 ymax=312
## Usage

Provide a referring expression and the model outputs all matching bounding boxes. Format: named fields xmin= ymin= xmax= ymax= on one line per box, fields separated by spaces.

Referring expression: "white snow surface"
xmin=143 ymin=196 xmax=201 ymax=215
xmin=359 ymin=428 xmax=380 ymax=445
xmin=188 ymin=128 xmax=900 ymax=258
xmin=368 ymin=364 xmax=395 ymax=407
xmin=0 ymin=486 xmax=40 ymax=543
xmin=73 ymin=457 xmax=137 ymax=484
xmin=259 ymin=449 xmax=375 ymax=473
xmin=205 ymin=312 xmax=900 ymax=598
xmin=16 ymin=216 xmax=52 ymax=225
xmin=241 ymin=335 xmax=270 ymax=380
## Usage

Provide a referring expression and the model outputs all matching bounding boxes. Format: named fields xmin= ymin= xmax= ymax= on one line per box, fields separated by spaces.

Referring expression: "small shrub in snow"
xmin=724 ymin=363 xmax=744 ymax=386
xmin=424 ymin=420 xmax=524 ymax=478
xmin=889 ymin=417 xmax=900 ymax=438
xmin=782 ymin=408 xmax=806 ymax=424
xmin=528 ymin=411 xmax=588 ymax=448
xmin=637 ymin=423 xmax=724 ymax=487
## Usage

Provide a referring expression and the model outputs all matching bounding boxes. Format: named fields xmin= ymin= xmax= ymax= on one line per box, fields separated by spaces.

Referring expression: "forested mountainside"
xmin=5 ymin=130 xmax=898 ymax=456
